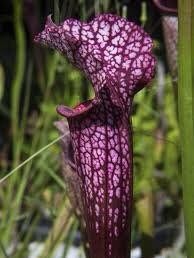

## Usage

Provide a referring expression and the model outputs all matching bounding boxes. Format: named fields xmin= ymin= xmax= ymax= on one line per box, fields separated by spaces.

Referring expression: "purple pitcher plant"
xmin=35 ymin=14 xmax=155 ymax=258
xmin=153 ymin=0 xmax=178 ymax=83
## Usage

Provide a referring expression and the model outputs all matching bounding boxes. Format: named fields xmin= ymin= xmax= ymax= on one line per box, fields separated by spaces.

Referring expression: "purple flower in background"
xmin=35 ymin=14 xmax=155 ymax=258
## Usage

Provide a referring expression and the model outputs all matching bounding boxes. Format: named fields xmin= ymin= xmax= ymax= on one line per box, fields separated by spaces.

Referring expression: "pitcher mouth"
xmin=56 ymin=98 xmax=99 ymax=118
xmin=153 ymin=0 xmax=177 ymax=15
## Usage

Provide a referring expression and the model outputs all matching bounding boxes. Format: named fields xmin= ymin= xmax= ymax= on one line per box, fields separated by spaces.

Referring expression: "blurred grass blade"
xmin=0 ymin=134 xmax=67 ymax=184
xmin=38 ymin=200 xmax=73 ymax=258
xmin=0 ymin=64 xmax=5 ymax=101
xmin=0 ymin=241 xmax=9 ymax=258
xmin=42 ymin=164 xmax=66 ymax=190
xmin=178 ymin=1 xmax=194 ymax=257
xmin=140 ymin=1 xmax=147 ymax=27
xmin=11 ymin=0 xmax=26 ymax=166
xmin=136 ymin=192 xmax=154 ymax=258
xmin=54 ymin=0 xmax=60 ymax=23
xmin=94 ymin=0 xmax=100 ymax=14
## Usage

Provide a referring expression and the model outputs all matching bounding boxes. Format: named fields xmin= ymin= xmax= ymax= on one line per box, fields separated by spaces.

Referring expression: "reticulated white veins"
xmin=35 ymin=13 xmax=156 ymax=258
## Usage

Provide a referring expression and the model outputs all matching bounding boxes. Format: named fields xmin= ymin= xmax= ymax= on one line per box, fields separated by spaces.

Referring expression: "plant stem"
xmin=178 ymin=1 xmax=194 ymax=257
